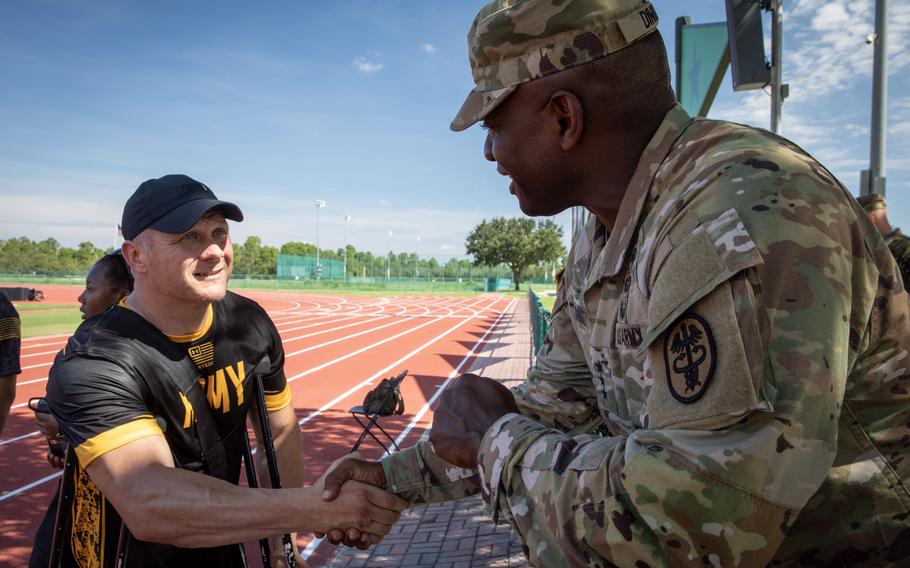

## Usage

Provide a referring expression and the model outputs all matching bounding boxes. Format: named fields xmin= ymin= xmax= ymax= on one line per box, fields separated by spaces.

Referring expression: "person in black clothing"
xmin=0 ymin=290 xmax=21 ymax=436
xmin=38 ymin=175 xmax=405 ymax=567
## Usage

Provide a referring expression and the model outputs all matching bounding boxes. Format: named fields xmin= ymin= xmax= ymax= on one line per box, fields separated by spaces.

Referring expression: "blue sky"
xmin=1 ymin=0 xmax=907 ymax=260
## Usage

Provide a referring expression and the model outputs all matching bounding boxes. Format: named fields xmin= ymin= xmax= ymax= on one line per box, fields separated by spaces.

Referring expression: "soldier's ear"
xmin=547 ymin=90 xmax=584 ymax=151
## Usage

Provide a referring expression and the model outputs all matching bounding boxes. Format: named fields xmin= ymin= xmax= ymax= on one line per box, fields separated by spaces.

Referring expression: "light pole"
xmin=386 ymin=230 xmax=392 ymax=280
xmin=414 ymin=237 xmax=420 ymax=282
xmin=314 ymin=200 xmax=325 ymax=280
xmin=343 ymin=215 xmax=351 ymax=280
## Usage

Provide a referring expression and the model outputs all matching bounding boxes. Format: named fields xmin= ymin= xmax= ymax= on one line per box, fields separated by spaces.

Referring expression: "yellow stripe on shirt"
xmin=264 ymin=384 xmax=292 ymax=412
xmin=75 ymin=416 xmax=164 ymax=467
xmin=0 ymin=317 xmax=20 ymax=341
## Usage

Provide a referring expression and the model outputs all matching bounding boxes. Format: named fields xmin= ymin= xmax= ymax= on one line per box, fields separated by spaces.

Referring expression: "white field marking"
xmin=8 ymin=312 xmax=402 ymax=396
xmin=19 ymin=340 xmax=67 ymax=351
xmin=270 ymin=311 xmax=340 ymax=325
xmin=277 ymin=315 xmax=369 ymax=336
xmin=0 ymin=296 xmax=503 ymax=494
xmin=20 ymin=349 xmax=60 ymax=359
xmin=10 ymin=297 xmax=499 ymax=397
xmin=15 ymin=376 xmax=52 ymax=386
xmin=282 ymin=317 xmax=409 ymax=357
xmin=0 ymin=471 xmax=62 ymax=503
xmin=19 ymin=333 xmax=72 ymax=344
xmin=21 ymin=361 xmax=52 ymax=371
xmin=300 ymin=296 xmax=513 ymax=562
xmin=293 ymin=296 xmax=501 ymax=426
xmin=0 ymin=429 xmax=41 ymax=446
xmin=384 ymin=297 xmax=516 ymax=455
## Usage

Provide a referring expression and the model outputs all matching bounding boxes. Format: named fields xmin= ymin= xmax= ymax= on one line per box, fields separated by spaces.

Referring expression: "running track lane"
xmin=0 ymin=288 xmax=515 ymax=567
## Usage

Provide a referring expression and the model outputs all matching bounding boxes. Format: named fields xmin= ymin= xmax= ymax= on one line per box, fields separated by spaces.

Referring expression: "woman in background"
xmin=28 ymin=252 xmax=132 ymax=567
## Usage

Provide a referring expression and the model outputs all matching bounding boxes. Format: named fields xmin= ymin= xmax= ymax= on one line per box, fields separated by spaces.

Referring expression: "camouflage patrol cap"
xmin=857 ymin=193 xmax=887 ymax=212
xmin=451 ymin=0 xmax=659 ymax=132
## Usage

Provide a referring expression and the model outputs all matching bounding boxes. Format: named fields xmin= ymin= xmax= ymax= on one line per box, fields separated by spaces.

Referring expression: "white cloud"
xmin=421 ymin=43 xmax=436 ymax=54
xmin=811 ymin=3 xmax=850 ymax=31
xmin=353 ymin=56 xmax=383 ymax=74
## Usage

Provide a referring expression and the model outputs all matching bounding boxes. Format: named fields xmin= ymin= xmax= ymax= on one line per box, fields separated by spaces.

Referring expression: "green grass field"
xmin=13 ymin=303 xmax=75 ymax=312
xmin=18 ymin=307 xmax=82 ymax=338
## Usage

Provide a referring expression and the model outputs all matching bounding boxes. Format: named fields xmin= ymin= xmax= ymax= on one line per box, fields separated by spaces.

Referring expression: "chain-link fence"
xmin=527 ymin=287 xmax=553 ymax=357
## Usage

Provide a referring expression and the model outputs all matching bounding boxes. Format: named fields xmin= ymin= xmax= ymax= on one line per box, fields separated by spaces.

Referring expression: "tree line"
xmin=0 ymin=218 xmax=566 ymax=285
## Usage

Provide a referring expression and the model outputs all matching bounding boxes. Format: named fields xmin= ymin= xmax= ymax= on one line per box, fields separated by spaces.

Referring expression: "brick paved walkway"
xmin=326 ymin=294 xmax=533 ymax=567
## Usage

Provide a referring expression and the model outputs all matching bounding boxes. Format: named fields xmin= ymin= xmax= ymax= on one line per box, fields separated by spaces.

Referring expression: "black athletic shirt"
xmin=0 ymin=291 xmax=21 ymax=376
xmin=38 ymin=291 xmax=289 ymax=567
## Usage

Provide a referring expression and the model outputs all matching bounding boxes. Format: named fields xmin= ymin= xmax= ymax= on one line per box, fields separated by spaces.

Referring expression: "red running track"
xmin=0 ymin=286 xmax=515 ymax=567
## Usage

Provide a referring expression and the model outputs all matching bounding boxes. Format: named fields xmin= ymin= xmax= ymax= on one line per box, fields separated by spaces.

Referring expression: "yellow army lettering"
xmin=200 ymin=360 xmax=246 ymax=415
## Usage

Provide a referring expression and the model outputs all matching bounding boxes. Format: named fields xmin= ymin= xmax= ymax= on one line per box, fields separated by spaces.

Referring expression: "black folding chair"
xmin=349 ymin=370 xmax=407 ymax=453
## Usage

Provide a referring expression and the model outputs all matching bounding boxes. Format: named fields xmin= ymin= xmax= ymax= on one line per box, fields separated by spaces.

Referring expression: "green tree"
xmin=465 ymin=217 xmax=565 ymax=290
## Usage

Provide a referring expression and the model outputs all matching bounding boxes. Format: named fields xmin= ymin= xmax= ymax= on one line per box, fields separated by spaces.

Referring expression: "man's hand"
xmin=429 ymin=374 xmax=518 ymax=469
xmin=310 ymin=453 xmax=405 ymax=548
xmin=34 ymin=410 xmax=64 ymax=468
xmin=319 ymin=453 xmax=389 ymax=548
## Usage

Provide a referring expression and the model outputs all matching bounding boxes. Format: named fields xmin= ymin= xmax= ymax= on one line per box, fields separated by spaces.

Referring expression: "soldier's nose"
xmin=484 ymin=131 xmax=495 ymax=162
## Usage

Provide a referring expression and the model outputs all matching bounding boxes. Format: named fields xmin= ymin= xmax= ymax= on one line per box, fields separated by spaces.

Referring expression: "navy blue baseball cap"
xmin=121 ymin=174 xmax=243 ymax=241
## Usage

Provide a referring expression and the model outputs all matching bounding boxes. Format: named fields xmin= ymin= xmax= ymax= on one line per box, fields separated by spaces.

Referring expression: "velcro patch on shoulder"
xmin=664 ymin=313 xmax=715 ymax=403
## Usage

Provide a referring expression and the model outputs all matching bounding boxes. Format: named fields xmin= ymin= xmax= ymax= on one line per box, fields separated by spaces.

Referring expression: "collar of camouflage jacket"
xmin=581 ymin=103 xmax=693 ymax=290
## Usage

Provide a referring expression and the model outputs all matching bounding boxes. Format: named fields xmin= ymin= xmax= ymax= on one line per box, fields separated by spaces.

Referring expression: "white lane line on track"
xmin=20 ymin=350 xmax=60 ymax=359
xmin=0 ymin=295 xmax=503 ymax=496
xmin=386 ymin=297 xmax=516 ymax=453
xmin=293 ymin=295 xmax=499 ymax=423
xmin=19 ymin=333 xmax=72 ymax=344
xmin=0 ymin=429 xmax=41 ymax=446
xmin=283 ymin=317 xmax=408 ymax=358
xmin=301 ymin=297 xmax=514 ymax=561
xmin=281 ymin=316 xmax=393 ymax=345
xmin=0 ymin=471 xmax=61 ymax=503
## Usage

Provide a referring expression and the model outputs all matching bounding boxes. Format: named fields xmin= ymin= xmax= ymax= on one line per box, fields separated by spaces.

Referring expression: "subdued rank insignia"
xmin=187 ymin=341 xmax=215 ymax=370
xmin=664 ymin=313 xmax=715 ymax=403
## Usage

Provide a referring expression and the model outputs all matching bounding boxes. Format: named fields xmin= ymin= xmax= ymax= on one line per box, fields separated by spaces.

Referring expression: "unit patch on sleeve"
xmin=663 ymin=313 xmax=716 ymax=404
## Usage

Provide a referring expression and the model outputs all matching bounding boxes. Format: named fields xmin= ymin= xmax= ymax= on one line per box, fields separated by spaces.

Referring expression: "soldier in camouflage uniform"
xmin=858 ymin=193 xmax=910 ymax=288
xmin=322 ymin=0 xmax=910 ymax=565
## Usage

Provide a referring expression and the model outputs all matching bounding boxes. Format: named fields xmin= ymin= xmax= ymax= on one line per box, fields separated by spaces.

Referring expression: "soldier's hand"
xmin=429 ymin=373 xmax=518 ymax=469
xmin=311 ymin=453 xmax=403 ymax=548
xmin=321 ymin=454 xmax=387 ymax=501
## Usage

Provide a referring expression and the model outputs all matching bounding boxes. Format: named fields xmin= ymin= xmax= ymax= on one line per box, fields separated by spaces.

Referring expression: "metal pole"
xmin=863 ymin=0 xmax=888 ymax=196
xmin=343 ymin=215 xmax=351 ymax=280
xmin=387 ymin=231 xmax=392 ymax=280
xmin=313 ymin=200 xmax=325 ymax=280
xmin=415 ymin=237 xmax=420 ymax=282
xmin=770 ymin=0 xmax=783 ymax=134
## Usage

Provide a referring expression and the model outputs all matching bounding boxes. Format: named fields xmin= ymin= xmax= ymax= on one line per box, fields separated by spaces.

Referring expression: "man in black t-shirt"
xmin=0 ymin=290 xmax=21 ymax=436
xmin=41 ymin=175 xmax=405 ymax=567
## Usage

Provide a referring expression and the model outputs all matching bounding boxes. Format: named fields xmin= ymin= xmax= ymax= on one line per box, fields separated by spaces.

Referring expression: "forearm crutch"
xmin=252 ymin=357 xmax=298 ymax=567
xmin=241 ymin=431 xmax=271 ymax=566
xmin=48 ymin=443 xmax=75 ymax=568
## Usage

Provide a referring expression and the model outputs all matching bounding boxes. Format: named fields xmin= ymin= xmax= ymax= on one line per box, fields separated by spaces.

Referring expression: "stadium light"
xmin=343 ymin=215 xmax=351 ymax=281
xmin=415 ymin=236 xmax=420 ymax=282
xmin=314 ymin=200 xmax=326 ymax=280
xmin=387 ymin=230 xmax=393 ymax=280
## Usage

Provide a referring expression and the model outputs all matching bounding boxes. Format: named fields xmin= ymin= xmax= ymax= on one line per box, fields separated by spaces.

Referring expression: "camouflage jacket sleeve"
xmin=381 ymin=438 xmax=482 ymax=505
xmin=476 ymin=135 xmax=896 ymax=566
xmin=382 ymin=274 xmax=603 ymax=505
xmin=512 ymin=282 xmax=603 ymax=435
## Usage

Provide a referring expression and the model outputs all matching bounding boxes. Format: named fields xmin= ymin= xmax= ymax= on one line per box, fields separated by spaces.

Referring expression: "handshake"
xmin=309 ymin=373 xmax=519 ymax=550
xmin=310 ymin=451 xmax=400 ymax=549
